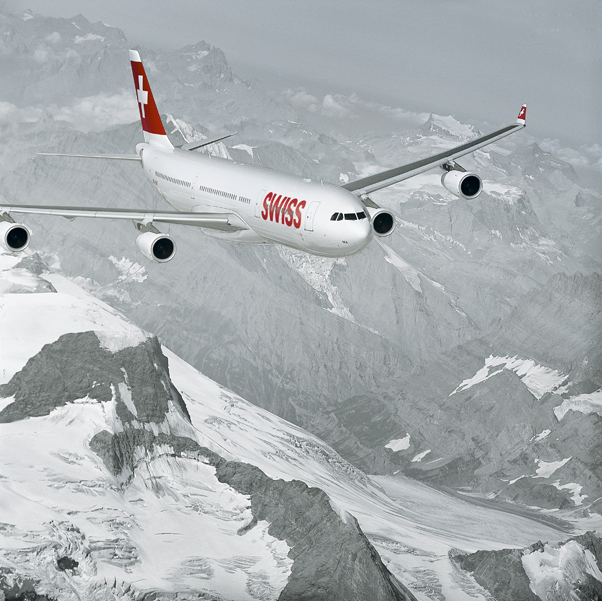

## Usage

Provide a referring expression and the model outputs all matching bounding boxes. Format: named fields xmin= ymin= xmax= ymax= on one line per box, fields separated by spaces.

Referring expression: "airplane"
xmin=0 ymin=50 xmax=527 ymax=262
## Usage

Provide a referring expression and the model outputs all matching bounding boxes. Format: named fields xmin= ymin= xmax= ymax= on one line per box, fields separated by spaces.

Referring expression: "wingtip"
xmin=129 ymin=49 xmax=141 ymax=62
xmin=516 ymin=104 xmax=527 ymax=126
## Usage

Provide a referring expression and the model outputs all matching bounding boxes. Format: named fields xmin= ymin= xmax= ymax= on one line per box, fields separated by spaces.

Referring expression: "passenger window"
xmin=344 ymin=213 xmax=357 ymax=220
xmin=331 ymin=212 xmax=339 ymax=221
xmin=357 ymin=212 xmax=366 ymax=220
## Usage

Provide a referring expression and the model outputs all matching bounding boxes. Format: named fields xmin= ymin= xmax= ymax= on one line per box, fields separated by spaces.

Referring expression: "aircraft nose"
xmin=347 ymin=218 xmax=372 ymax=252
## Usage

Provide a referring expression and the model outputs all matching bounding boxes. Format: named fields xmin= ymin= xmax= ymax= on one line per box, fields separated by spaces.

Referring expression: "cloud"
xmin=283 ymin=89 xmax=320 ymax=113
xmin=0 ymin=92 xmax=138 ymax=133
xmin=321 ymin=94 xmax=354 ymax=119
xmin=52 ymin=91 xmax=139 ymax=132
xmin=283 ymin=88 xmax=355 ymax=119
xmin=33 ymin=47 xmax=49 ymax=63
xmin=45 ymin=32 xmax=62 ymax=44
xmin=0 ymin=101 xmax=44 ymax=123
xmin=540 ymin=138 xmax=602 ymax=173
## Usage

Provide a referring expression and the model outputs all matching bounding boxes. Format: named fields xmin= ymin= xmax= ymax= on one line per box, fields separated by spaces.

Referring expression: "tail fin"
xmin=516 ymin=104 xmax=527 ymax=126
xmin=129 ymin=50 xmax=173 ymax=149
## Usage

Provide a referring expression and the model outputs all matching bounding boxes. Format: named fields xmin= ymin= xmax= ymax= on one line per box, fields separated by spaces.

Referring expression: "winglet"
xmin=129 ymin=49 xmax=173 ymax=149
xmin=516 ymin=104 xmax=527 ymax=126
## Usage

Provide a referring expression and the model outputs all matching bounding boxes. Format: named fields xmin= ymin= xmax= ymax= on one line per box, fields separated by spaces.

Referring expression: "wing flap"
xmin=0 ymin=205 xmax=248 ymax=232
xmin=343 ymin=110 xmax=526 ymax=196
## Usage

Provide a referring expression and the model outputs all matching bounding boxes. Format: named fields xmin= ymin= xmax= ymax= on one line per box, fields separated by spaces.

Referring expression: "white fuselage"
xmin=139 ymin=144 xmax=373 ymax=257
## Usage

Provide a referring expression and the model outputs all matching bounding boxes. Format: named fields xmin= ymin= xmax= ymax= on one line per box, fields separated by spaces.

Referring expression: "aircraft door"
xmin=254 ymin=189 xmax=267 ymax=218
xmin=304 ymin=201 xmax=320 ymax=231
xmin=191 ymin=175 xmax=199 ymax=200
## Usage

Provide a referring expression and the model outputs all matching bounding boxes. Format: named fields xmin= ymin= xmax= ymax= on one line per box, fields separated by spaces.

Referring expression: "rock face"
xmin=454 ymin=532 xmax=602 ymax=601
xmin=0 ymin=328 xmax=415 ymax=601
xmin=0 ymin=331 xmax=189 ymax=426
xmin=215 ymin=461 xmax=414 ymax=601
xmin=326 ymin=271 xmax=602 ymax=511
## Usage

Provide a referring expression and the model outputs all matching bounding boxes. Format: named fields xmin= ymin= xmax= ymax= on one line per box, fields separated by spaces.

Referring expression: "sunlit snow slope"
xmin=0 ymin=249 xmax=572 ymax=601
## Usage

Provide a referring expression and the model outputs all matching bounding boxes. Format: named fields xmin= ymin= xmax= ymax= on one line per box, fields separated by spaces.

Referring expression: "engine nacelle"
xmin=135 ymin=232 xmax=176 ymax=263
xmin=0 ymin=221 xmax=30 ymax=252
xmin=441 ymin=170 xmax=482 ymax=200
xmin=369 ymin=208 xmax=396 ymax=237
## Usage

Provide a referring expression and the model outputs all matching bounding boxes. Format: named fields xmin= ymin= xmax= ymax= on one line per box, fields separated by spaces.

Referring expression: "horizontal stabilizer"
xmin=36 ymin=153 xmax=142 ymax=161
xmin=181 ymin=133 xmax=236 ymax=151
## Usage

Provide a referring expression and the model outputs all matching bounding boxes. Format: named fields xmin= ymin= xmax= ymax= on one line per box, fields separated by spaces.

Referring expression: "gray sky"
xmin=3 ymin=0 xmax=601 ymax=147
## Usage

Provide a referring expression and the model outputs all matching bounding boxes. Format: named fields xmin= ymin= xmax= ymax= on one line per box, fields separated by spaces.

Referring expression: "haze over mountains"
xmin=0 ymin=8 xmax=601 ymax=600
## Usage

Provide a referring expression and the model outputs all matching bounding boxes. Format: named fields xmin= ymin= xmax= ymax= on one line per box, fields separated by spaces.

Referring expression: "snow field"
xmin=166 ymin=348 xmax=568 ymax=601
xmin=450 ymin=355 xmax=568 ymax=399
xmin=0 ymin=400 xmax=292 ymax=599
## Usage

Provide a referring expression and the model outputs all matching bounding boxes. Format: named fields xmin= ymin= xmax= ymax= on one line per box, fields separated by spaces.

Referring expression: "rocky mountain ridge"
xmin=0 ymin=253 xmax=416 ymax=600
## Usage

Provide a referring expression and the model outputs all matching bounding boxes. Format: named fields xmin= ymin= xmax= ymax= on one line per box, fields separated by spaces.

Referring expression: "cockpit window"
xmin=357 ymin=212 xmax=366 ymax=220
xmin=337 ymin=213 xmax=343 ymax=221
xmin=331 ymin=212 xmax=339 ymax=221
xmin=344 ymin=213 xmax=357 ymax=220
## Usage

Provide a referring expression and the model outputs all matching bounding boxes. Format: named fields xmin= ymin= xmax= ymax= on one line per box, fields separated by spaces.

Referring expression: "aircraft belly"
xmin=201 ymin=228 xmax=269 ymax=244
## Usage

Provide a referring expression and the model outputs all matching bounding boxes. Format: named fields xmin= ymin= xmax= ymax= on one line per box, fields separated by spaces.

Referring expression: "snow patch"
xmin=109 ymin=256 xmax=147 ymax=283
xmin=531 ymin=429 xmax=551 ymax=443
xmin=385 ymin=435 xmax=410 ymax=452
xmin=411 ymin=450 xmax=431 ymax=463
xmin=276 ymin=246 xmax=358 ymax=323
xmin=232 ymin=144 xmax=255 ymax=158
xmin=552 ymin=481 xmax=587 ymax=506
xmin=450 ymin=355 xmax=568 ymax=400
xmin=377 ymin=240 xmax=422 ymax=292
xmin=118 ymin=381 xmax=137 ymax=418
xmin=0 ymin=266 xmax=150 ymax=383
xmin=554 ymin=389 xmax=602 ymax=420
xmin=0 ymin=395 xmax=15 ymax=412
xmin=74 ymin=33 xmax=105 ymax=44
xmin=534 ymin=457 xmax=571 ymax=479
xmin=429 ymin=114 xmax=475 ymax=139
xmin=484 ymin=182 xmax=523 ymax=204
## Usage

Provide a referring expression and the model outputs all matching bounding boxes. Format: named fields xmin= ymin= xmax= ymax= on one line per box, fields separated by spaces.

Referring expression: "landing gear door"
xmin=304 ymin=201 xmax=320 ymax=232
xmin=255 ymin=189 xmax=267 ymax=218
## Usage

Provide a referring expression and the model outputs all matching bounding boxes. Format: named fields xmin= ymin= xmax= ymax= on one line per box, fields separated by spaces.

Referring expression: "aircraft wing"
xmin=343 ymin=105 xmax=526 ymax=196
xmin=0 ymin=204 xmax=248 ymax=232
xmin=36 ymin=153 xmax=142 ymax=161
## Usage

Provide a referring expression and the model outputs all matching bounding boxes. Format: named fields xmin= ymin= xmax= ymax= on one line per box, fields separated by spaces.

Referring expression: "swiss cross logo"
xmin=130 ymin=57 xmax=167 ymax=135
xmin=137 ymin=75 xmax=148 ymax=118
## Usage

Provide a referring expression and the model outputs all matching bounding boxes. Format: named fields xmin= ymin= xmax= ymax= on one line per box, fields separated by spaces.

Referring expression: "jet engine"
xmin=370 ymin=208 xmax=396 ymax=237
xmin=441 ymin=169 xmax=482 ymax=200
xmin=135 ymin=231 xmax=176 ymax=263
xmin=0 ymin=221 xmax=30 ymax=252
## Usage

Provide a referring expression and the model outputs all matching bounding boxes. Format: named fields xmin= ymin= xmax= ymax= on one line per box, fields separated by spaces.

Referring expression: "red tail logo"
xmin=129 ymin=50 xmax=168 ymax=137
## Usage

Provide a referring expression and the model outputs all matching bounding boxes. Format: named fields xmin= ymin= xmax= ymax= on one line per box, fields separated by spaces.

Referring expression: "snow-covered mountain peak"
xmin=419 ymin=113 xmax=477 ymax=140
xmin=0 ymin=250 xmax=420 ymax=600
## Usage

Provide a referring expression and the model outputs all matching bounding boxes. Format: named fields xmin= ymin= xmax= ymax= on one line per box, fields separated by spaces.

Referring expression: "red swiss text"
xmin=261 ymin=192 xmax=306 ymax=229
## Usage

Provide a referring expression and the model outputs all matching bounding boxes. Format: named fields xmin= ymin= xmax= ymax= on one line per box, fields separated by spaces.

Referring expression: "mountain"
xmin=454 ymin=532 xmax=602 ymax=601
xmin=0 ymin=250 xmax=415 ymax=600
xmin=0 ymin=8 xmax=601 ymax=598
xmin=1 ymin=248 xmax=597 ymax=601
